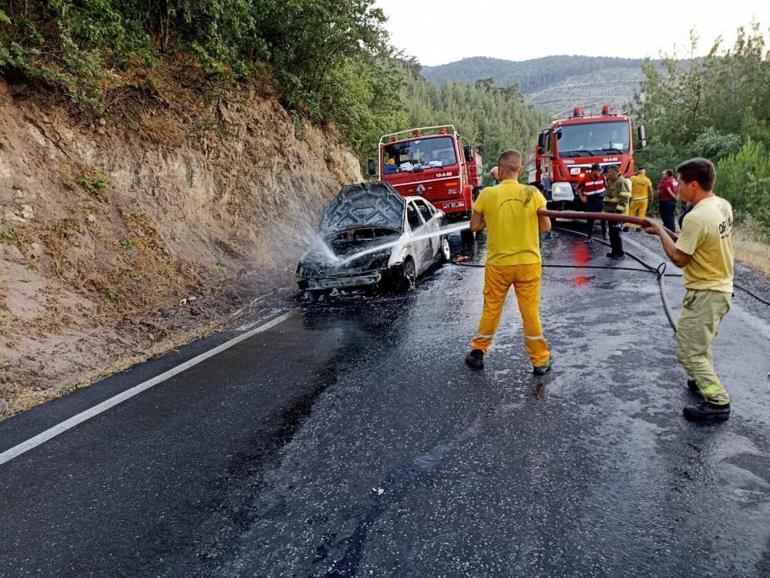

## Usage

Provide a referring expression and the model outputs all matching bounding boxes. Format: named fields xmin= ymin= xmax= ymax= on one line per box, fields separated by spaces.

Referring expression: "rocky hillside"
xmin=0 ymin=74 xmax=360 ymax=417
xmin=422 ymin=56 xmax=666 ymax=114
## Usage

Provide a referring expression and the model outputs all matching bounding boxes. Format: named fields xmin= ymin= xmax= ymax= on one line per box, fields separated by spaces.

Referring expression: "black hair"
xmin=676 ymin=158 xmax=715 ymax=191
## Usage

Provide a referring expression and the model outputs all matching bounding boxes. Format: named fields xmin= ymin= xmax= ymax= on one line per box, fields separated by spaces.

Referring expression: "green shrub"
xmin=1 ymin=227 xmax=17 ymax=241
xmin=0 ymin=1 xmax=546 ymax=159
xmin=78 ymin=174 xmax=109 ymax=199
xmin=716 ymin=138 xmax=770 ymax=233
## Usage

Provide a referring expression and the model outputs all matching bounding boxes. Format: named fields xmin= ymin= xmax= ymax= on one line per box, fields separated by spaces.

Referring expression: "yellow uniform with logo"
xmin=470 ymin=180 xmax=549 ymax=366
xmin=629 ymin=173 xmax=653 ymax=229
xmin=674 ymin=195 xmax=734 ymax=405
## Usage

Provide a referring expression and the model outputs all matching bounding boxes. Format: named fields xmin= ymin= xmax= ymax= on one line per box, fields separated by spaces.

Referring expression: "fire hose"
xmin=537 ymin=210 xmax=770 ymax=308
xmin=454 ymin=209 xmax=681 ymax=333
xmin=453 ymin=210 xmax=770 ymax=331
xmin=456 ymin=212 xmax=678 ymax=333
xmin=536 ymin=210 xmax=677 ymax=240
xmin=539 ymin=210 xmax=678 ymax=330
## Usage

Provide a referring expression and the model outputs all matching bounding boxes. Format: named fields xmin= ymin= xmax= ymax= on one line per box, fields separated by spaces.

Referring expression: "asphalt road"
xmin=1 ymin=229 xmax=770 ymax=577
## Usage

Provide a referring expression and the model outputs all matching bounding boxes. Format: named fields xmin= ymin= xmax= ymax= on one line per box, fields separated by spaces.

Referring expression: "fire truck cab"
xmin=526 ymin=106 xmax=646 ymax=209
xmin=368 ymin=125 xmax=482 ymax=224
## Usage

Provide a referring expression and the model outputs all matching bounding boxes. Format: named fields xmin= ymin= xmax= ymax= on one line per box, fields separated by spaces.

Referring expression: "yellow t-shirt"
xmin=630 ymin=174 xmax=652 ymax=199
xmin=472 ymin=179 xmax=546 ymax=266
xmin=675 ymin=195 xmax=734 ymax=293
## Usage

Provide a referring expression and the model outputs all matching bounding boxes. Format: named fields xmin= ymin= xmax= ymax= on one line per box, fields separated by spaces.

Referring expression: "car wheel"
xmin=396 ymin=258 xmax=416 ymax=293
xmin=440 ymin=236 xmax=451 ymax=262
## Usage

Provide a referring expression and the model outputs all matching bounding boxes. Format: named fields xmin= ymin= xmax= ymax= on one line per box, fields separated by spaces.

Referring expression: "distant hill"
xmin=422 ymin=56 xmax=663 ymax=115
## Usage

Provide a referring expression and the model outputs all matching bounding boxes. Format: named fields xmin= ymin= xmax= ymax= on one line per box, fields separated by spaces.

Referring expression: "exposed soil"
xmin=0 ymin=68 xmax=361 ymax=418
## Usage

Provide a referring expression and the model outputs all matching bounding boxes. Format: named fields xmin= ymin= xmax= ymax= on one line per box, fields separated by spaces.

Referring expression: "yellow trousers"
xmin=628 ymin=197 xmax=649 ymax=229
xmin=471 ymin=263 xmax=550 ymax=366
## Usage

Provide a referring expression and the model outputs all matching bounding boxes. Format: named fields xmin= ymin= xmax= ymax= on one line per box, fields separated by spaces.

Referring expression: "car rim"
xmin=442 ymin=237 xmax=451 ymax=260
xmin=405 ymin=260 xmax=415 ymax=287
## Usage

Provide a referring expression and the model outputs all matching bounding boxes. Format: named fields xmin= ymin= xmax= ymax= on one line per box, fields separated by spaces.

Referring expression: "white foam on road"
xmin=0 ymin=310 xmax=296 ymax=467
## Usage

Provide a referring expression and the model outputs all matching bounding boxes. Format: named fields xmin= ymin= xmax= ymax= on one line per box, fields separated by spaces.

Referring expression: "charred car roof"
xmin=320 ymin=182 xmax=406 ymax=236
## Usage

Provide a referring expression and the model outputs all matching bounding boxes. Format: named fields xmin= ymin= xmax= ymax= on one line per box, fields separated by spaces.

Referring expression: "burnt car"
xmin=296 ymin=181 xmax=451 ymax=298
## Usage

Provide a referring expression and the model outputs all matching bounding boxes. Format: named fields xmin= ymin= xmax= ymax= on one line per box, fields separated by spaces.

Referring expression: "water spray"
xmin=306 ymin=211 xmax=675 ymax=271
xmin=337 ymin=222 xmax=471 ymax=266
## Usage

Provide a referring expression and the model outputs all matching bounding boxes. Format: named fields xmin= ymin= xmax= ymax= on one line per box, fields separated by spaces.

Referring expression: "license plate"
xmin=444 ymin=202 xmax=465 ymax=208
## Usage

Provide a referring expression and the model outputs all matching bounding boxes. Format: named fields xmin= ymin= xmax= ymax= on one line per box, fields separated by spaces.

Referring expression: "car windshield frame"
xmin=556 ymin=121 xmax=631 ymax=156
xmin=382 ymin=136 xmax=458 ymax=173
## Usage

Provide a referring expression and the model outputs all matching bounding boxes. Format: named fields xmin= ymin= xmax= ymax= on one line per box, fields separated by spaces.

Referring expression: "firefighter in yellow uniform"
xmin=628 ymin=167 xmax=653 ymax=231
xmin=645 ymin=158 xmax=733 ymax=422
xmin=465 ymin=150 xmax=552 ymax=374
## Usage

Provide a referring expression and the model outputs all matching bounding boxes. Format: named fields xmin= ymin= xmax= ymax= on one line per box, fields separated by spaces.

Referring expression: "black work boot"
xmin=465 ymin=349 xmax=484 ymax=370
xmin=683 ymin=401 xmax=731 ymax=422
xmin=606 ymin=252 xmax=625 ymax=260
xmin=533 ymin=361 xmax=552 ymax=376
xmin=686 ymin=378 xmax=700 ymax=395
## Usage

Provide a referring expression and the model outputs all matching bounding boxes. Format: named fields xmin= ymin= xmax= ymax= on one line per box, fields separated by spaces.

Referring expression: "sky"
xmin=376 ymin=0 xmax=767 ymax=65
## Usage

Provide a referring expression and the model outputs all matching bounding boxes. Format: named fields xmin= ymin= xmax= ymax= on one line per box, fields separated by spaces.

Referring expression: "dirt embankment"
xmin=0 ymin=73 xmax=361 ymax=417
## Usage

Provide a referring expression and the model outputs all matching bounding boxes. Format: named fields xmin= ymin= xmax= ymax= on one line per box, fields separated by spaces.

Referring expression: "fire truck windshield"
xmin=382 ymin=136 xmax=457 ymax=173
xmin=556 ymin=121 xmax=630 ymax=157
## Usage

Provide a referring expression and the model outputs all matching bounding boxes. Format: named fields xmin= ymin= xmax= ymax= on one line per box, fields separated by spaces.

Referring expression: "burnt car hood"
xmin=320 ymin=182 xmax=405 ymax=236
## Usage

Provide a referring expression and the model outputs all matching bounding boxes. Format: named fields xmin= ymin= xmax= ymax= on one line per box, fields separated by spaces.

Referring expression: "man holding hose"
xmin=465 ymin=150 xmax=552 ymax=375
xmin=644 ymin=158 xmax=733 ymax=422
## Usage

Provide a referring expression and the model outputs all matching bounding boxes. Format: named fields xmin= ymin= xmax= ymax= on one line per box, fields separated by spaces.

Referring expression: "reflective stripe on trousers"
xmin=675 ymin=289 xmax=731 ymax=405
xmin=470 ymin=263 xmax=550 ymax=366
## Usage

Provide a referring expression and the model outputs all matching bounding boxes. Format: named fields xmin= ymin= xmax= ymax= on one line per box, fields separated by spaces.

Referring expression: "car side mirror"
xmin=367 ymin=158 xmax=377 ymax=176
xmin=463 ymin=145 xmax=473 ymax=162
xmin=637 ymin=125 xmax=647 ymax=149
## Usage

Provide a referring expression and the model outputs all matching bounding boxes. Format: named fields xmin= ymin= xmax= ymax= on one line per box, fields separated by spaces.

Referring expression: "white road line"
xmin=0 ymin=310 xmax=296 ymax=467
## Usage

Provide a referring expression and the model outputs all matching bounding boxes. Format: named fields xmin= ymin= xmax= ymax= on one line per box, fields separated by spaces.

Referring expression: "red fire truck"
xmin=368 ymin=125 xmax=483 ymax=224
xmin=526 ymin=105 xmax=646 ymax=208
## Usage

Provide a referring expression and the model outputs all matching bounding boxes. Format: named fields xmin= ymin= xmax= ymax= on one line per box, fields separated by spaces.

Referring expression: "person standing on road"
xmin=489 ymin=166 xmax=500 ymax=185
xmin=644 ymin=158 xmax=733 ymax=422
xmin=603 ymin=165 xmax=631 ymax=259
xmin=465 ymin=150 xmax=552 ymax=375
xmin=658 ymin=169 xmax=678 ymax=231
xmin=628 ymin=167 xmax=653 ymax=231
xmin=576 ymin=163 xmax=607 ymax=240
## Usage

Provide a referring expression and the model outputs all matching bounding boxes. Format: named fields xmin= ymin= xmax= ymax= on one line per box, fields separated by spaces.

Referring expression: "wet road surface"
xmin=1 ymin=229 xmax=770 ymax=576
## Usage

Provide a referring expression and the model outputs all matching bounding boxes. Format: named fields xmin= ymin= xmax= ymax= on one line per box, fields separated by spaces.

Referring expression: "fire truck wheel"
xmin=440 ymin=236 xmax=451 ymax=262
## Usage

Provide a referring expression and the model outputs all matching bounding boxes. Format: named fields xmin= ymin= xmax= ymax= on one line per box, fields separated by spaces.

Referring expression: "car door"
xmin=414 ymin=198 xmax=440 ymax=262
xmin=406 ymin=200 xmax=431 ymax=274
